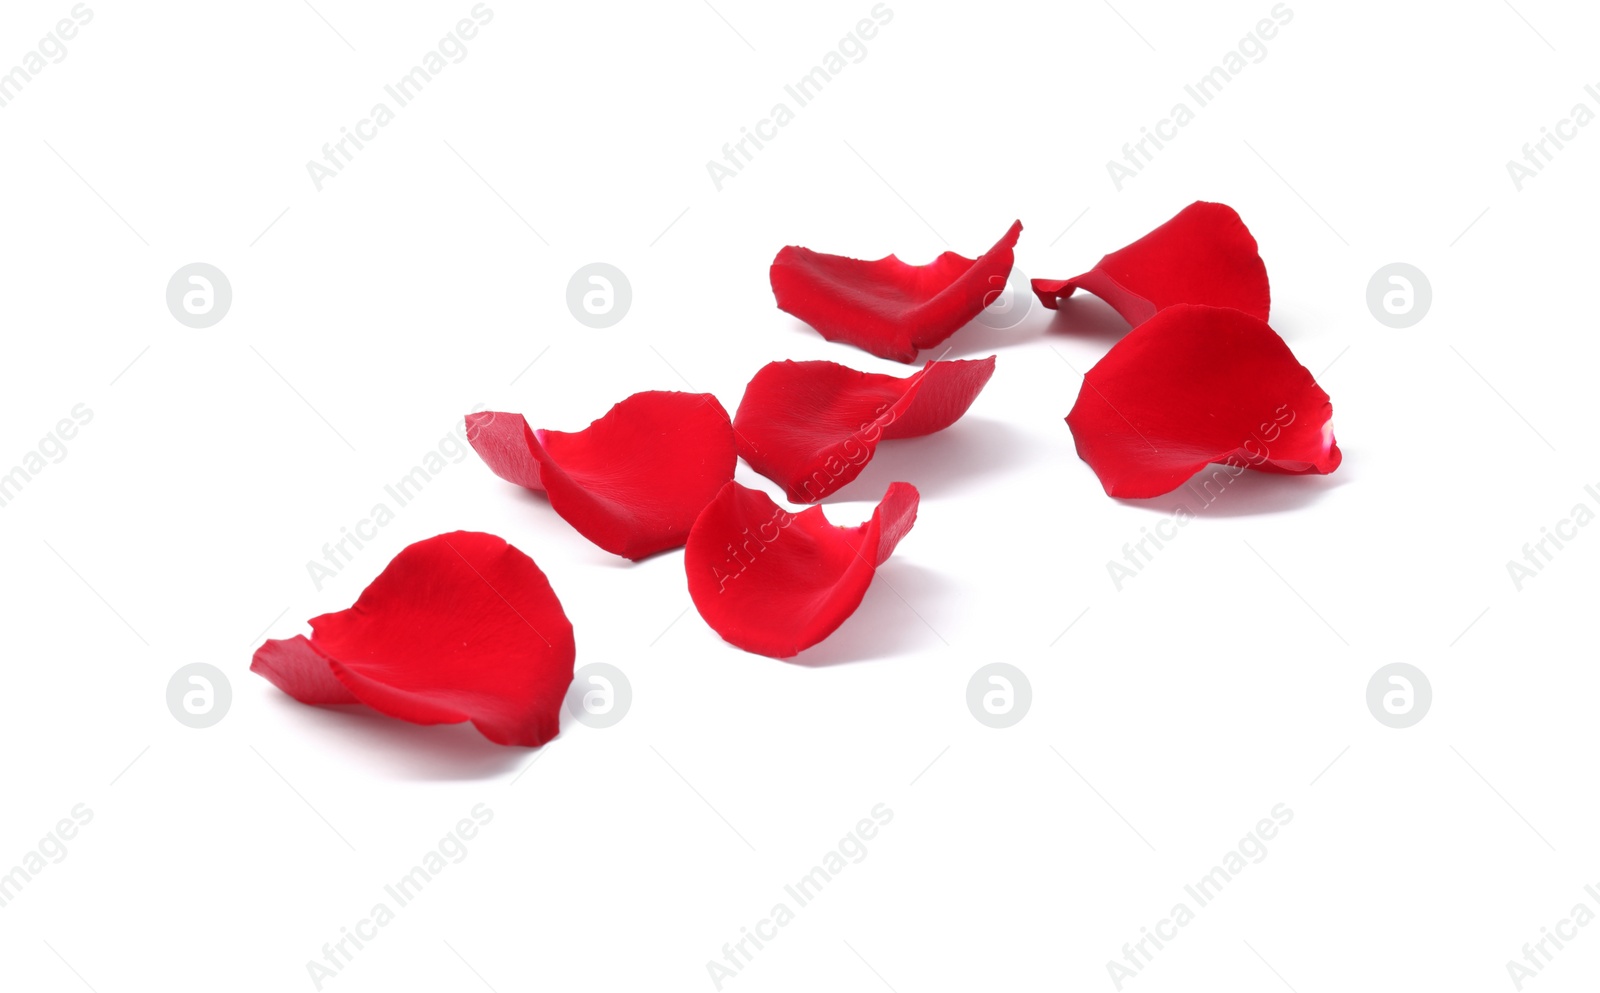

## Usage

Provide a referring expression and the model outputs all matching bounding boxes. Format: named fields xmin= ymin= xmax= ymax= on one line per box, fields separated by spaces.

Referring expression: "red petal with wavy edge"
xmin=734 ymin=356 xmax=995 ymax=503
xmin=1032 ymin=202 xmax=1269 ymax=327
xmin=1066 ymin=304 xmax=1340 ymax=498
xmin=251 ymin=531 xmax=576 ymax=747
xmin=466 ymin=392 xmax=736 ymax=560
xmin=771 ymin=221 xmax=1022 ymax=363
xmin=685 ymin=482 xmax=919 ymax=659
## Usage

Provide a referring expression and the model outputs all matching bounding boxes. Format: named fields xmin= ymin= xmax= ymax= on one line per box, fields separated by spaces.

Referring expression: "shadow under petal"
xmin=790 ymin=561 xmax=955 ymax=667
xmin=934 ymin=309 xmax=1052 ymax=359
xmin=820 ymin=417 xmax=1034 ymax=505
xmin=1044 ymin=293 xmax=1132 ymax=345
xmin=266 ymin=695 xmax=533 ymax=781
xmin=1117 ymin=463 xmax=1348 ymax=519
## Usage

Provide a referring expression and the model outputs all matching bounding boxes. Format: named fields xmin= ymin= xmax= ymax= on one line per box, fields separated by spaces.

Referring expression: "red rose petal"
xmin=251 ymin=637 xmax=358 ymax=705
xmin=466 ymin=392 xmax=736 ymax=560
xmin=251 ymin=531 xmax=576 ymax=747
xmin=1066 ymin=304 xmax=1340 ymax=498
xmin=733 ymin=356 xmax=996 ymax=503
xmin=1032 ymin=202 xmax=1269 ymax=327
xmin=685 ymin=481 xmax=919 ymax=659
xmin=771 ymin=221 xmax=1023 ymax=363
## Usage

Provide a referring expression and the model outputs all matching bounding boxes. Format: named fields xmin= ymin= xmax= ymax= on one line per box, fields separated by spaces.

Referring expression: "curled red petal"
xmin=466 ymin=392 xmax=736 ymax=560
xmin=1032 ymin=202 xmax=1269 ymax=327
xmin=251 ymin=531 xmax=576 ymax=747
xmin=733 ymin=356 xmax=995 ymax=503
xmin=771 ymin=221 xmax=1022 ymax=363
xmin=685 ymin=481 xmax=919 ymax=659
xmin=1066 ymin=304 xmax=1341 ymax=498
xmin=251 ymin=636 xmax=358 ymax=705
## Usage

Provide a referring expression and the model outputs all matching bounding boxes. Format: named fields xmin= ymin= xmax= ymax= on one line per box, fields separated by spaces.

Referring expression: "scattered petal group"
xmin=254 ymin=199 xmax=1346 ymax=747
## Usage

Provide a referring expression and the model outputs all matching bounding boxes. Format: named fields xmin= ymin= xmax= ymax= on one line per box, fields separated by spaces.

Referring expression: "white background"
xmin=2 ymin=1 xmax=1597 ymax=990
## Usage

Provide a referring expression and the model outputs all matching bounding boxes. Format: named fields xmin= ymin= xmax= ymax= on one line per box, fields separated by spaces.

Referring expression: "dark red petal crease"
xmin=771 ymin=221 xmax=1022 ymax=363
xmin=734 ymin=356 xmax=996 ymax=503
xmin=466 ymin=392 xmax=736 ymax=560
xmin=685 ymin=482 xmax=919 ymax=659
xmin=1066 ymin=304 xmax=1340 ymax=499
xmin=251 ymin=531 xmax=576 ymax=747
xmin=1032 ymin=202 xmax=1269 ymax=327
